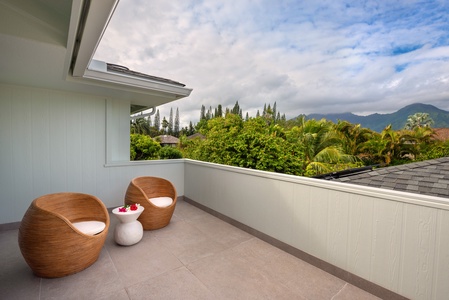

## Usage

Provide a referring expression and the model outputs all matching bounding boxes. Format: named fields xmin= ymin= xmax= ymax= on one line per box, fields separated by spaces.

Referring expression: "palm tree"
xmin=403 ymin=126 xmax=435 ymax=158
xmin=380 ymin=125 xmax=397 ymax=165
xmin=362 ymin=125 xmax=414 ymax=165
xmin=296 ymin=119 xmax=358 ymax=176
xmin=358 ymin=132 xmax=388 ymax=165
xmin=334 ymin=120 xmax=374 ymax=156
xmin=130 ymin=117 xmax=151 ymax=135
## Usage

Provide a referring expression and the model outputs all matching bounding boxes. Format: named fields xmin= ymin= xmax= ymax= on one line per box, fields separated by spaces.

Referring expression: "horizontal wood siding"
xmin=0 ymin=84 xmax=184 ymax=224
xmin=184 ymin=160 xmax=449 ymax=300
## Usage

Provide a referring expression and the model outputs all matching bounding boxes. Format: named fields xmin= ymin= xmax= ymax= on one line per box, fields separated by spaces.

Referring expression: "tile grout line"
xmin=331 ymin=282 xmax=348 ymax=300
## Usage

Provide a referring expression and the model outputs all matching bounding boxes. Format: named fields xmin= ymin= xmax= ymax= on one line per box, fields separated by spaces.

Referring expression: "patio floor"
xmin=1 ymin=199 xmax=381 ymax=300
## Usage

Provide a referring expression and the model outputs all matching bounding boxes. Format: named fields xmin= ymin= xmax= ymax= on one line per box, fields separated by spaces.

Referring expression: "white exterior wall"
xmin=0 ymin=84 xmax=184 ymax=224
xmin=184 ymin=159 xmax=449 ymax=300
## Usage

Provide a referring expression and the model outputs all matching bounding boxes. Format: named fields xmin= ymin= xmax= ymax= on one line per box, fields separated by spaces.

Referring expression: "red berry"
xmin=130 ymin=204 xmax=138 ymax=211
xmin=119 ymin=207 xmax=127 ymax=212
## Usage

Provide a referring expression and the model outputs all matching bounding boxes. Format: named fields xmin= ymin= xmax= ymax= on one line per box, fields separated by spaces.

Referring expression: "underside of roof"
xmin=0 ymin=0 xmax=192 ymax=109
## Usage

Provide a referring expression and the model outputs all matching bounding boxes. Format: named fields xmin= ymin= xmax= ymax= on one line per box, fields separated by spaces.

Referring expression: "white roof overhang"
xmin=0 ymin=0 xmax=192 ymax=108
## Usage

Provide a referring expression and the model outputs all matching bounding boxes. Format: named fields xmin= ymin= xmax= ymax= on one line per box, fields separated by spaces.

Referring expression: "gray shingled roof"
xmin=329 ymin=157 xmax=449 ymax=199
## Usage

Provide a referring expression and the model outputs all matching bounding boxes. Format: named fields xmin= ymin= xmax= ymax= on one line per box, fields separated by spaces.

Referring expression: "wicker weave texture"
xmin=18 ymin=193 xmax=110 ymax=278
xmin=124 ymin=176 xmax=177 ymax=230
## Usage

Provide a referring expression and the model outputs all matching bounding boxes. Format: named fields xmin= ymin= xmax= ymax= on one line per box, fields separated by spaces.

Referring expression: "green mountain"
xmin=305 ymin=103 xmax=449 ymax=132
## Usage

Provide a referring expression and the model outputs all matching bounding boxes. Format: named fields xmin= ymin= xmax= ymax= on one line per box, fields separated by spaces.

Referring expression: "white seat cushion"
xmin=73 ymin=221 xmax=106 ymax=236
xmin=149 ymin=197 xmax=173 ymax=207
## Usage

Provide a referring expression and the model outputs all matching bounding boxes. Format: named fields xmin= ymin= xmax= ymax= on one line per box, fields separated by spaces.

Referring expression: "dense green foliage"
xmin=180 ymin=111 xmax=449 ymax=176
xmin=181 ymin=114 xmax=362 ymax=176
xmin=182 ymin=115 xmax=304 ymax=175
xmin=159 ymin=147 xmax=183 ymax=159
xmin=130 ymin=134 xmax=161 ymax=160
xmin=131 ymin=105 xmax=449 ymax=177
xmin=130 ymin=134 xmax=184 ymax=160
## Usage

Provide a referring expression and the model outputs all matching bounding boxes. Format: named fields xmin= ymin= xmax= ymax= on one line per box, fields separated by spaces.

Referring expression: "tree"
xmin=161 ymin=117 xmax=169 ymax=133
xmin=188 ymin=121 xmax=195 ymax=135
xmin=237 ymin=117 xmax=303 ymax=175
xmin=200 ymin=105 xmax=206 ymax=121
xmin=206 ymin=106 xmax=213 ymax=120
xmin=263 ymin=104 xmax=274 ymax=125
xmin=154 ymin=109 xmax=161 ymax=132
xmin=360 ymin=124 xmax=414 ymax=165
xmin=130 ymin=134 xmax=161 ymax=160
xmin=403 ymin=126 xmax=435 ymax=159
xmin=186 ymin=114 xmax=304 ymax=175
xmin=168 ymin=108 xmax=174 ymax=135
xmin=231 ymin=101 xmax=241 ymax=116
xmin=404 ymin=112 xmax=434 ymax=130
xmin=216 ymin=104 xmax=223 ymax=118
xmin=159 ymin=147 xmax=183 ymax=159
xmin=358 ymin=133 xmax=388 ymax=165
xmin=334 ymin=120 xmax=374 ymax=157
xmin=174 ymin=108 xmax=180 ymax=137
xmin=294 ymin=118 xmax=359 ymax=176
xmin=130 ymin=117 xmax=151 ymax=135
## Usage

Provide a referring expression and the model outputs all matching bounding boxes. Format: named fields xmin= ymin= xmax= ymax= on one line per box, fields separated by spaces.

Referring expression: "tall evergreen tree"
xmin=200 ymin=105 xmax=206 ymax=121
xmin=232 ymin=101 xmax=240 ymax=115
xmin=245 ymin=112 xmax=249 ymax=121
xmin=174 ymin=108 xmax=180 ymax=137
xmin=162 ymin=116 xmax=169 ymax=133
xmin=188 ymin=121 xmax=195 ymax=135
xmin=154 ymin=109 xmax=160 ymax=132
xmin=217 ymin=104 xmax=223 ymax=117
xmin=168 ymin=107 xmax=174 ymax=135
xmin=206 ymin=106 xmax=213 ymax=120
xmin=281 ymin=113 xmax=286 ymax=122
xmin=273 ymin=102 xmax=277 ymax=123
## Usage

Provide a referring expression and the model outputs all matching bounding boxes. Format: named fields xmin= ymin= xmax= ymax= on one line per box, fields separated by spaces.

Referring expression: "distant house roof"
xmin=187 ymin=133 xmax=206 ymax=140
xmin=156 ymin=135 xmax=179 ymax=145
xmin=325 ymin=157 xmax=449 ymax=199
xmin=433 ymin=128 xmax=449 ymax=141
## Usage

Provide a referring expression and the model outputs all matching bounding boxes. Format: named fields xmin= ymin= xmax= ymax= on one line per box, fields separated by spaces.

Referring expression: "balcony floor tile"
xmin=0 ymin=199 xmax=381 ymax=300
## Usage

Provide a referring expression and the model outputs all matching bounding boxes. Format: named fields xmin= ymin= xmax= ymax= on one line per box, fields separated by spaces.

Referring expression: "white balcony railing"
xmin=3 ymin=156 xmax=448 ymax=300
xmin=184 ymin=159 xmax=449 ymax=300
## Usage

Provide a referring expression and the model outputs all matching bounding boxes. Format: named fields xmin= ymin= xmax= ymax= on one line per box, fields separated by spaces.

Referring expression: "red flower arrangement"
xmin=118 ymin=203 xmax=140 ymax=212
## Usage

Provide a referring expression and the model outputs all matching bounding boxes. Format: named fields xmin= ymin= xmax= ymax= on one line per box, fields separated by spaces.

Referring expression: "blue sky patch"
xmin=391 ymin=45 xmax=422 ymax=56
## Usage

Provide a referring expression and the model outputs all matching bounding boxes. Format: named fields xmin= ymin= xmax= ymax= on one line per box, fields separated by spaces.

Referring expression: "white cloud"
xmin=94 ymin=0 xmax=449 ymax=127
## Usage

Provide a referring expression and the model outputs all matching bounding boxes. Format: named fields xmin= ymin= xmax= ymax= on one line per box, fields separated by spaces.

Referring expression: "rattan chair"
xmin=18 ymin=193 xmax=110 ymax=278
xmin=124 ymin=176 xmax=177 ymax=230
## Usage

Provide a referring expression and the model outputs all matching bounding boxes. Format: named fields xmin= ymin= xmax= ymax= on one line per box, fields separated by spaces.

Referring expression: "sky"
xmin=94 ymin=0 xmax=449 ymax=127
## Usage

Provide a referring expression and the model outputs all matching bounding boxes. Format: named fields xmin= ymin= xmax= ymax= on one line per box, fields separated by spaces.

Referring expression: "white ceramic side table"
xmin=112 ymin=206 xmax=144 ymax=246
